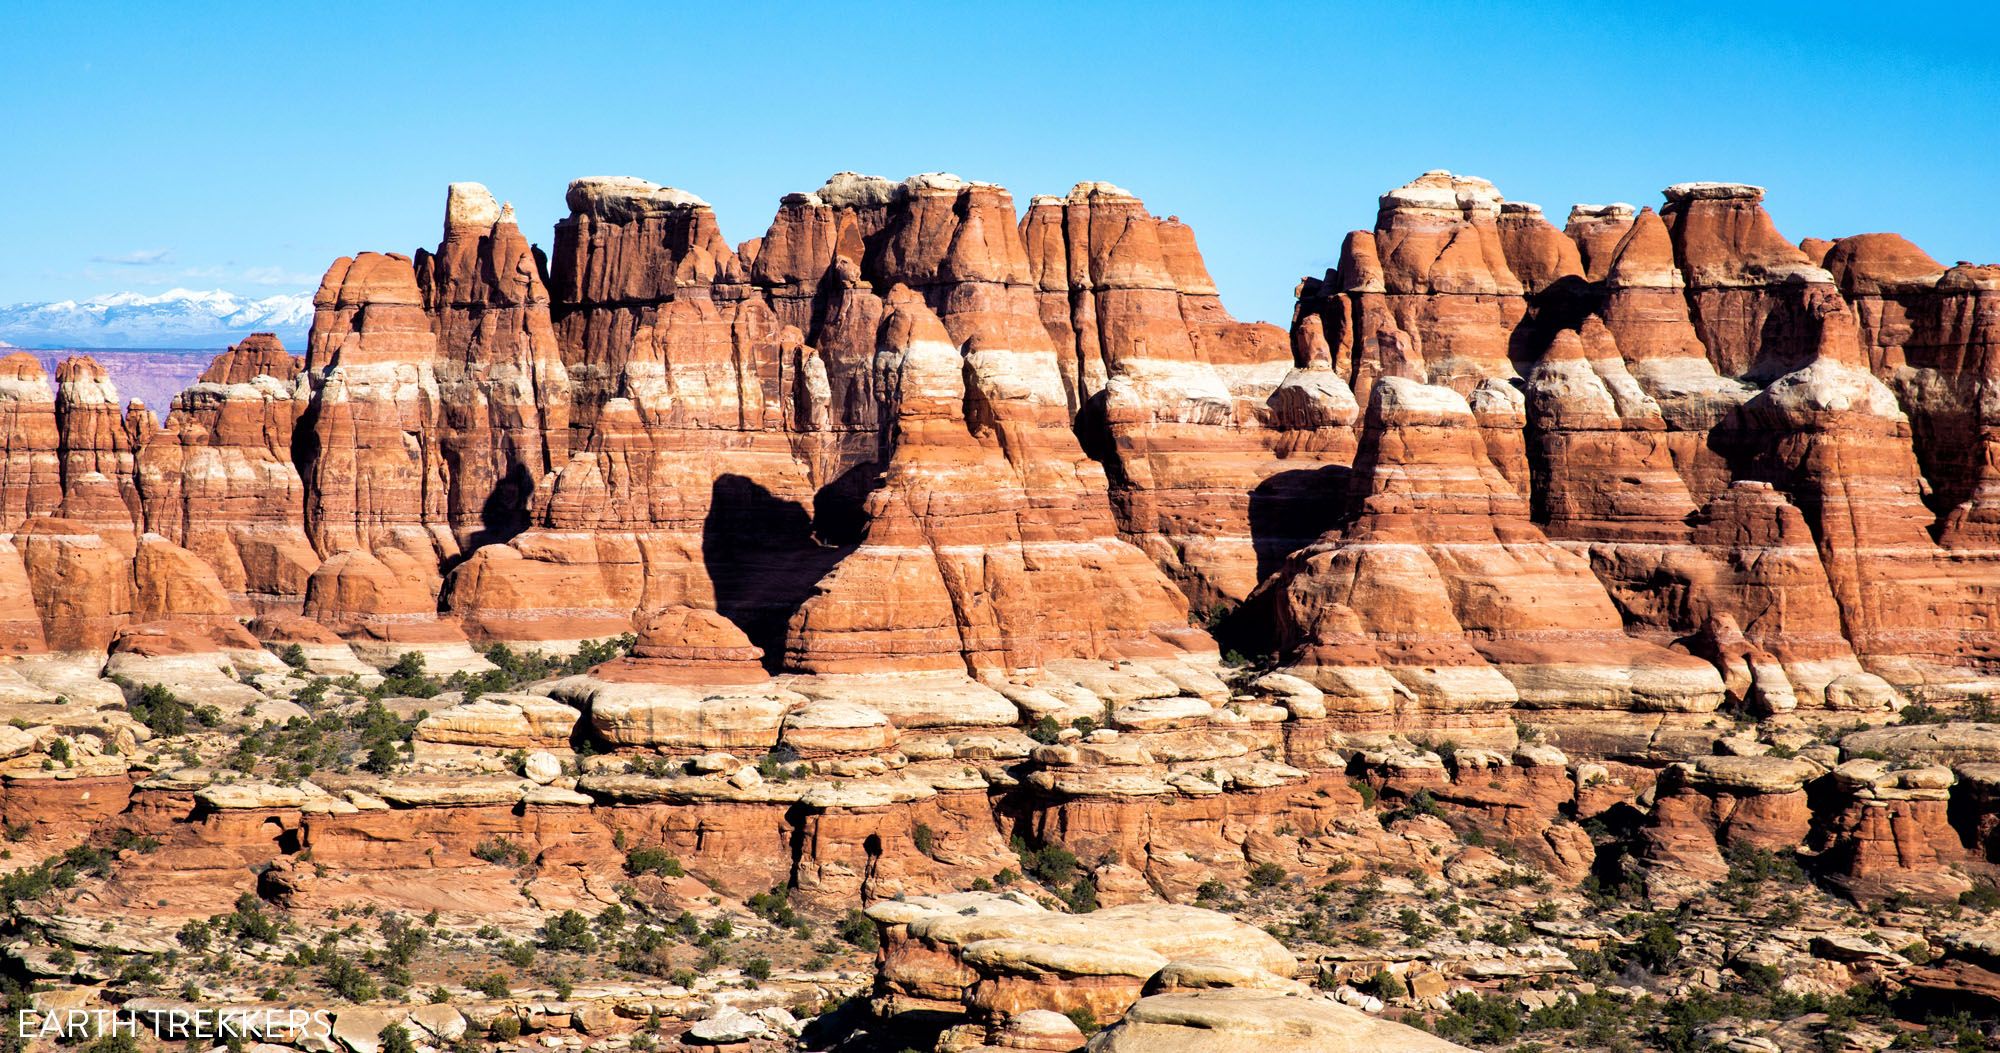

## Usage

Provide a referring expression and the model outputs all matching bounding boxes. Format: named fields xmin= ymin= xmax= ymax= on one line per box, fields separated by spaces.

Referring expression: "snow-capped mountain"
xmin=0 ymin=288 xmax=312 ymax=348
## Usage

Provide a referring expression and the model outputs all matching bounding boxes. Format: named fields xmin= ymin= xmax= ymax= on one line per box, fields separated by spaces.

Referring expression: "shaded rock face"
xmin=1021 ymin=183 xmax=1354 ymax=607
xmin=1261 ymin=374 xmax=1725 ymax=741
xmin=782 ymin=286 xmax=1195 ymax=675
xmin=1281 ymin=168 xmax=2000 ymax=713
xmin=452 ymin=172 xmax=1209 ymax=671
xmin=416 ymin=183 xmax=573 ymax=552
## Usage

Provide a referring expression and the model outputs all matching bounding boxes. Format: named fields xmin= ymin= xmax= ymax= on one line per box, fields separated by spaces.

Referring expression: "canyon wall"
xmin=6 ymin=167 xmax=2000 ymax=907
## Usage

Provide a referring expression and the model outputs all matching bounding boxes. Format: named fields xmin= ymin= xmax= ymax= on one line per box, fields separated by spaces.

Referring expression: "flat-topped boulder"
xmin=1663 ymin=181 xmax=1766 ymax=202
xmin=196 ymin=780 xmax=329 ymax=810
xmin=414 ymin=694 xmax=580 ymax=750
xmin=578 ymin=769 xmax=938 ymax=808
xmin=550 ymin=676 xmax=799 ymax=751
xmin=779 ymin=699 xmax=898 ymax=756
xmin=1681 ymin=753 xmax=1827 ymax=795
xmin=783 ymin=672 xmax=1020 ymax=730
xmin=1843 ymin=723 xmax=2000 ymax=766
xmin=565 ymin=176 xmax=710 ymax=216
xmin=870 ymin=892 xmax=1298 ymax=1023
xmin=1091 ymin=989 xmax=1474 ymax=1052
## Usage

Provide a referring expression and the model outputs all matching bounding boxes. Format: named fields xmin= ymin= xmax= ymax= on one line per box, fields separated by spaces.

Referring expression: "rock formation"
xmin=1022 ymin=182 xmax=1353 ymax=606
xmin=135 ymin=333 xmax=317 ymax=610
xmin=8 ymin=165 xmax=2000 ymax=1051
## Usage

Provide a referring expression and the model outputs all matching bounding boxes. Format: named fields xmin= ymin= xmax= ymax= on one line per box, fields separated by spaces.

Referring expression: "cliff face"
xmin=1286 ymin=171 xmax=2000 ymax=714
xmin=6 ymin=168 xmax=2000 ymax=701
xmin=13 ymin=168 xmax=2000 ymax=1047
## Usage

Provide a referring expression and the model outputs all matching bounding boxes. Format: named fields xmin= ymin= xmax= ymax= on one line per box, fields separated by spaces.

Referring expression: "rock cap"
xmin=1569 ymin=203 xmax=1636 ymax=219
xmin=445 ymin=182 xmax=500 ymax=229
xmin=565 ymin=176 xmax=710 ymax=218
xmin=1663 ymin=181 xmax=1766 ymax=203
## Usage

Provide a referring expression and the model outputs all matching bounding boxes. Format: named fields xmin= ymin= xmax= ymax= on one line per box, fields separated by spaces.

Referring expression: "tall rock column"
xmin=418 ymin=182 xmax=573 ymax=550
xmin=0 ymin=352 xmax=63 ymax=530
xmin=451 ymin=178 xmax=835 ymax=650
xmin=1660 ymin=181 xmax=1838 ymax=382
xmin=1022 ymin=182 xmax=1354 ymax=606
xmin=784 ymin=287 xmax=1201 ymax=675
xmin=53 ymin=356 xmax=142 ymax=554
xmin=299 ymin=252 xmax=465 ymax=653
xmin=135 ymin=334 xmax=318 ymax=612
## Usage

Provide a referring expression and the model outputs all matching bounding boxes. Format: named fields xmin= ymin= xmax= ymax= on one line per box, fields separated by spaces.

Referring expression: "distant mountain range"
xmin=0 ymin=288 xmax=312 ymax=348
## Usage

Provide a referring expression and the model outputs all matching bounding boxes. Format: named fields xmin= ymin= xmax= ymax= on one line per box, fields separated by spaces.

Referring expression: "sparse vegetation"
xmin=625 ymin=846 xmax=685 ymax=877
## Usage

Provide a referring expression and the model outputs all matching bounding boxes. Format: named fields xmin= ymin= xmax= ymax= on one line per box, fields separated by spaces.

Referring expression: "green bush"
xmin=1360 ymin=968 xmax=1407 ymax=1000
xmin=1018 ymin=841 xmax=1079 ymax=885
xmin=539 ymin=910 xmax=597 ymax=952
xmin=1061 ymin=875 xmax=1099 ymax=913
xmin=625 ymin=846 xmax=685 ymax=877
xmin=473 ymin=836 xmax=529 ymax=867
xmin=378 ymin=1024 xmax=416 ymax=1053
xmin=130 ymin=683 xmax=192 ymax=738
xmin=1962 ymin=883 xmax=2000 ymax=911
xmin=747 ymin=887 xmax=797 ymax=927
xmin=320 ymin=953 xmax=378 ymax=1002
xmin=836 ymin=909 xmax=878 ymax=950
xmin=1622 ymin=915 xmax=1683 ymax=973
xmin=1385 ymin=789 xmax=1445 ymax=823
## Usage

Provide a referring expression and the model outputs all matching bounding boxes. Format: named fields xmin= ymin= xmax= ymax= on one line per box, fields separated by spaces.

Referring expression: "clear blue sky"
xmin=2 ymin=0 xmax=1995 ymax=325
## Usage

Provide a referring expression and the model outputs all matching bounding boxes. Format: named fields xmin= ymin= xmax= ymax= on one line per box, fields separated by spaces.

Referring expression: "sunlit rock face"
xmin=19 ymin=166 xmax=2000 ymax=776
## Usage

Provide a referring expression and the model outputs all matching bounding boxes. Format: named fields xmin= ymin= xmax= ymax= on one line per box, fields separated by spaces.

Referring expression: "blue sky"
xmin=2 ymin=0 xmax=1995 ymax=325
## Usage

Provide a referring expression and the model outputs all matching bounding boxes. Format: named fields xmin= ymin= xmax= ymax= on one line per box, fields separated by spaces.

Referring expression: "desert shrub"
xmin=837 ymin=909 xmax=878 ymax=950
xmin=1361 ymin=968 xmax=1407 ymax=1000
xmin=1960 ymin=883 xmax=2000 ymax=912
xmin=747 ymin=887 xmax=798 ymax=927
xmin=320 ymin=952 xmax=378 ymax=1002
xmin=1016 ymin=839 xmax=1080 ymax=885
xmin=539 ymin=910 xmax=596 ymax=952
xmin=130 ymin=683 xmax=193 ymax=737
xmin=625 ymin=846 xmax=685 ymax=877
xmin=1061 ymin=875 xmax=1099 ymax=913
xmin=375 ymin=652 xmax=441 ymax=699
xmin=1385 ymin=789 xmax=1445 ymax=823
xmin=473 ymin=836 xmax=529 ymax=867
xmin=378 ymin=1024 xmax=416 ymax=1053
